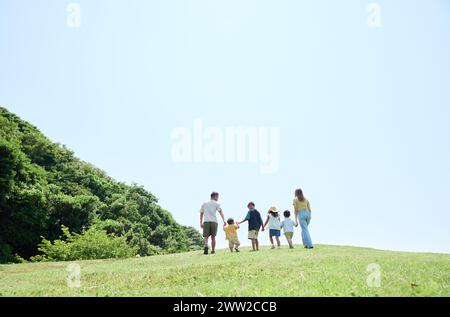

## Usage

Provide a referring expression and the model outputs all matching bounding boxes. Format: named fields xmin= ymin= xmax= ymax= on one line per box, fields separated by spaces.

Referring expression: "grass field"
xmin=1 ymin=245 xmax=449 ymax=297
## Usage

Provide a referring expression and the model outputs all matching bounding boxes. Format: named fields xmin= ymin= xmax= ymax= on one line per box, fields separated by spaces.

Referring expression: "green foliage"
xmin=91 ymin=218 xmax=125 ymax=234
xmin=183 ymin=226 xmax=204 ymax=251
xmin=0 ymin=138 xmax=48 ymax=258
xmin=31 ymin=226 xmax=138 ymax=262
xmin=13 ymin=254 xmax=28 ymax=263
xmin=0 ymin=237 xmax=13 ymax=263
xmin=0 ymin=106 xmax=203 ymax=263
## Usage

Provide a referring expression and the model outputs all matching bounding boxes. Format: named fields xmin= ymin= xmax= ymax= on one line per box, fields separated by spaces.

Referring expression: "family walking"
xmin=199 ymin=189 xmax=313 ymax=255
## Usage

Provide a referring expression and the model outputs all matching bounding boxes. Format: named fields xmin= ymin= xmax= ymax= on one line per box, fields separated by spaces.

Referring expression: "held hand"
xmin=200 ymin=223 xmax=204 ymax=229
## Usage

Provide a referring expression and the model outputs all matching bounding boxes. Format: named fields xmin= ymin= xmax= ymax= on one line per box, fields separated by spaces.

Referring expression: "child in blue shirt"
xmin=238 ymin=201 xmax=263 ymax=251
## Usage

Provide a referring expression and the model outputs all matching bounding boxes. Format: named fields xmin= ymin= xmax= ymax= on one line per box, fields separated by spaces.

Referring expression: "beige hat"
xmin=269 ymin=206 xmax=277 ymax=213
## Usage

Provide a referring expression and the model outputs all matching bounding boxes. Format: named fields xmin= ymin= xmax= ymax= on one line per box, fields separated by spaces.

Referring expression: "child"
xmin=281 ymin=210 xmax=297 ymax=249
xmin=223 ymin=218 xmax=240 ymax=252
xmin=238 ymin=202 xmax=263 ymax=251
xmin=263 ymin=206 xmax=282 ymax=249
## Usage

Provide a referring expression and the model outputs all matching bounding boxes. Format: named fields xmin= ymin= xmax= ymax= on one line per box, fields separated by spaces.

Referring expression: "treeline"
xmin=0 ymin=107 xmax=203 ymax=263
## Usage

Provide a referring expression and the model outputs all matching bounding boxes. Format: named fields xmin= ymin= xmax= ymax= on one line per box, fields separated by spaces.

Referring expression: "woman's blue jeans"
xmin=298 ymin=210 xmax=313 ymax=248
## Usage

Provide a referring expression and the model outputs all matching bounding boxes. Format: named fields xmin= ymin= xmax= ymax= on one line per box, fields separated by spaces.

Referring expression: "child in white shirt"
xmin=263 ymin=206 xmax=282 ymax=249
xmin=281 ymin=210 xmax=297 ymax=249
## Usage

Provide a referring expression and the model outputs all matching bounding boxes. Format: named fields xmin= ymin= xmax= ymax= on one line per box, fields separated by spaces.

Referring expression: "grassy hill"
xmin=1 ymin=244 xmax=449 ymax=297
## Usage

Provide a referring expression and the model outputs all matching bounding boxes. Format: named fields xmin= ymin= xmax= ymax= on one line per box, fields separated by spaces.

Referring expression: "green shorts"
xmin=284 ymin=232 xmax=294 ymax=239
xmin=203 ymin=222 xmax=218 ymax=237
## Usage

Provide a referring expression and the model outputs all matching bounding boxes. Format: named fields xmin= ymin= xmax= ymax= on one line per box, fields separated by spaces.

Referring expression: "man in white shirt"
xmin=200 ymin=192 xmax=226 ymax=255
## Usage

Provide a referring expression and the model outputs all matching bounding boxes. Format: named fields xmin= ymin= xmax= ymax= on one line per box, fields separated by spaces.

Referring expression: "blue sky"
xmin=1 ymin=0 xmax=449 ymax=253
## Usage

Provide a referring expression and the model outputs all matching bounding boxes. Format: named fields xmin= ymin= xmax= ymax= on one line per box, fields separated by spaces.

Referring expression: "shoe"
xmin=235 ymin=248 xmax=240 ymax=252
xmin=306 ymin=246 xmax=314 ymax=249
xmin=271 ymin=245 xmax=275 ymax=249
xmin=211 ymin=250 xmax=216 ymax=254
xmin=289 ymin=246 xmax=294 ymax=249
xmin=203 ymin=247 xmax=209 ymax=255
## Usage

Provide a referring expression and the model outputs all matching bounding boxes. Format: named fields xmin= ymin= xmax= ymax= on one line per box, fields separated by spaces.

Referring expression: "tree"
xmin=0 ymin=107 xmax=203 ymax=263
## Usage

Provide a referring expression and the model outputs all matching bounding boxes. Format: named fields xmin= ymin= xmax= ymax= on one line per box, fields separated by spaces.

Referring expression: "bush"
xmin=13 ymin=254 xmax=28 ymax=263
xmin=31 ymin=226 xmax=138 ymax=262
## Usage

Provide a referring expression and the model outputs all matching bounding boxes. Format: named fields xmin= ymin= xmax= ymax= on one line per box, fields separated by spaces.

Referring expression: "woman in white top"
xmin=262 ymin=206 xmax=282 ymax=249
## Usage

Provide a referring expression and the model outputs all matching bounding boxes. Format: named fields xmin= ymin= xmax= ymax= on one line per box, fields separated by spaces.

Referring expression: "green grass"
xmin=1 ymin=245 xmax=449 ymax=297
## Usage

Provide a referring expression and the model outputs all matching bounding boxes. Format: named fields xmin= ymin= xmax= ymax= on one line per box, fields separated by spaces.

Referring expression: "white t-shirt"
xmin=281 ymin=218 xmax=295 ymax=233
xmin=268 ymin=214 xmax=281 ymax=230
xmin=200 ymin=200 xmax=222 ymax=223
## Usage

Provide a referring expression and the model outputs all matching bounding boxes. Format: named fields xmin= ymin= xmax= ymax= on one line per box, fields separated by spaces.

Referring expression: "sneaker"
xmin=289 ymin=246 xmax=294 ymax=249
xmin=211 ymin=250 xmax=216 ymax=254
xmin=235 ymin=248 xmax=240 ymax=253
xmin=271 ymin=245 xmax=275 ymax=249
xmin=203 ymin=247 xmax=209 ymax=255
